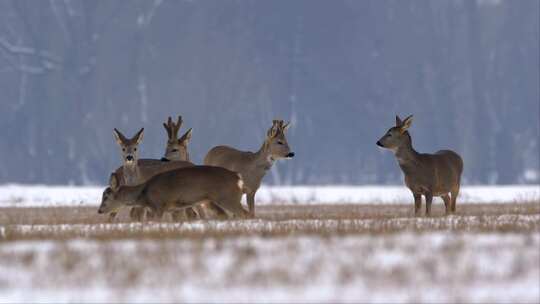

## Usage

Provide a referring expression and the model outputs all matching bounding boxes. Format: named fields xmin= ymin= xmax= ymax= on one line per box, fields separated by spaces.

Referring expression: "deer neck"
xmin=394 ymin=137 xmax=421 ymax=171
xmin=255 ymin=140 xmax=274 ymax=171
xmin=122 ymin=163 xmax=142 ymax=185
xmin=117 ymin=183 xmax=146 ymax=205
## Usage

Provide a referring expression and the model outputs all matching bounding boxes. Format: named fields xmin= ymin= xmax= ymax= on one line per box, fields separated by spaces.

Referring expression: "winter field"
xmin=0 ymin=185 xmax=538 ymax=303
xmin=0 ymin=184 xmax=538 ymax=208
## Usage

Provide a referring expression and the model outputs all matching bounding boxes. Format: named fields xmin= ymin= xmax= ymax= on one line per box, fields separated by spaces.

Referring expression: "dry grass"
xmin=0 ymin=201 xmax=538 ymax=302
xmin=1 ymin=201 xmax=539 ymax=225
xmin=0 ymin=202 xmax=538 ymax=241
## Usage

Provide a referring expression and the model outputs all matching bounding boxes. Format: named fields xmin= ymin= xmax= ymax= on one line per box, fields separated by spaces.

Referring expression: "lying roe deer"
xmin=376 ymin=115 xmax=463 ymax=216
xmin=108 ymin=127 xmax=194 ymax=220
xmin=204 ymin=119 xmax=295 ymax=217
xmin=97 ymin=166 xmax=249 ymax=219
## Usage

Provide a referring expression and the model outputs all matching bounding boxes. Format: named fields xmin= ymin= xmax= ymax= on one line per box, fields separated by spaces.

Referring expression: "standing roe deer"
xmin=108 ymin=127 xmax=194 ymax=220
xmin=98 ymin=166 xmax=249 ymax=219
xmin=160 ymin=116 xmax=203 ymax=220
xmin=376 ymin=115 xmax=463 ymax=216
xmin=162 ymin=116 xmax=192 ymax=162
xmin=204 ymin=119 xmax=295 ymax=217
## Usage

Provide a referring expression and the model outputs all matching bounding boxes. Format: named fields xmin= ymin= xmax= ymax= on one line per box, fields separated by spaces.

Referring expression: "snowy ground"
xmin=0 ymin=184 xmax=538 ymax=303
xmin=0 ymin=184 xmax=538 ymax=207
xmin=0 ymin=233 xmax=538 ymax=303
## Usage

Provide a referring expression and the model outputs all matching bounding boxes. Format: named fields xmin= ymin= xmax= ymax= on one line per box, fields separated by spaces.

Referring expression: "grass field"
xmin=0 ymin=201 xmax=539 ymax=302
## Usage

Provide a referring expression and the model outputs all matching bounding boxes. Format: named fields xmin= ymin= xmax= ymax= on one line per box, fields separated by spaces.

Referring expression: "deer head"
xmin=376 ymin=115 xmax=413 ymax=152
xmin=163 ymin=116 xmax=192 ymax=161
xmin=265 ymin=119 xmax=295 ymax=160
xmin=113 ymin=128 xmax=144 ymax=166
xmin=98 ymin=172 xmax=122 ymax=214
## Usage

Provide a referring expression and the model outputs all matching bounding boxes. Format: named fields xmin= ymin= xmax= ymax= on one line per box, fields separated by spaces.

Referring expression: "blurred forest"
xmin=0 ymin=0 xmax=538 ymax=185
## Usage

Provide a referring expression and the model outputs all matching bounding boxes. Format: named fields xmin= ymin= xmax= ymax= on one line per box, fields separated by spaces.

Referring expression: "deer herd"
xmin=98 ymin=114 xmax=463 ymax=221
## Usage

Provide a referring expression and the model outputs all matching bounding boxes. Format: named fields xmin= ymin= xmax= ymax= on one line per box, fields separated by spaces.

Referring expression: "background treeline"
xmin=0 ymin=0 xmax=538 ymax=185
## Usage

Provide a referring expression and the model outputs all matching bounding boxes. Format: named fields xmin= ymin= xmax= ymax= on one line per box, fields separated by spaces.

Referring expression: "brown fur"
xmin=377 ymin=115 xmax=464 ymax=216
xmin=204 ymin=120 xmax=294 ymax=217
xmin=98 ymin=166 xmax=248 ymax=219
xmin=108 ymin=127 xmax=195 ymax=221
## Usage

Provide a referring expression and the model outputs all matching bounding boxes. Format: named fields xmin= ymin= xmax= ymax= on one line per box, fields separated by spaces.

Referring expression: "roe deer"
xmin=98 ymin=166 xmax=249 ymax=219
xmin=160 ymin=116 xmax=202 ymax=220
xmin=162 ymin=116 xmax=192 ymax=162
xmin=108 ymin=127 xmax=194 ymax=220
xmin=376 ymin=115 xmax=463 ymax=216
xmin=204 ymin=119 xmax=295 ymax=217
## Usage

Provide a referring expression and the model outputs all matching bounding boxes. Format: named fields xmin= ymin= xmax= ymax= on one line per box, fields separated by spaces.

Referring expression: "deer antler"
xmin=163 ymin=117 xmax=173 ymax=140
xmin=172 ymin=116 xmax=183 ymax=139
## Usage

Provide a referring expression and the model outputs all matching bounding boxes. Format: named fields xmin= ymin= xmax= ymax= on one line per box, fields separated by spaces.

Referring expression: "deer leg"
xmin=414 ymin=193 xmax=422 ymax=216
xmin=195 ymin=204 xmax=207 ymax=219
xmin=145 ymin=208 xmax=156 ymax=221
xmin=185 ymin=208 xmax=198 ymax=220
xmin=129 ymin=207 xmax=136 ymax=221
xmin=451 ymin=187 xmax=459 ymax=213
xmin=425 ymin=193 xmax=433 ymax=216
xmin=211 ymin=202 xmax=229 ymax=219
xmin=108 ymin=212 xmax=117 ymax=222
xmin=129 ymin=207 xmax=143 ymax=221
xmin=171 ymin=210 xmax=184 ymax=221
xmin=247 ymin=192 xmax=256 ymax=218
xmin=215 ymin=194 xmax=249 ymax=219
xmin=441 ymin=194 xmax=451 ymax=215
xmin=208 ymin=202 xmax=231 ymax=219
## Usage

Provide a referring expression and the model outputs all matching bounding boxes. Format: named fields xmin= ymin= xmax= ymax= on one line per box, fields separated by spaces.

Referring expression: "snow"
xmin=0 ymin=233 xmax=537 ymax=303
xmin=0 ymin=184 xmax=537 ymax=208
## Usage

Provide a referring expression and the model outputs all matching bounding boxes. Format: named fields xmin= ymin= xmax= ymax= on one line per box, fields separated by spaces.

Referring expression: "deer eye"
xmin=122 ymin=148 xmax=126 ymax=152
xmin=134 ymin=148 xmax=137 ymax=151
xmin=277 ymin=141 xmax=284 ymax=145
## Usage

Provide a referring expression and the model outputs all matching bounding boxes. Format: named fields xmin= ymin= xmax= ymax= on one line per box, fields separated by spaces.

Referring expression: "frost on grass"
xmin=0 ymin=184 xmax=538 ymax=207
xmin=0 ymin=233 xmax=538 ymax=303
xmin=1 ymin=214 xmax=539 ymax=240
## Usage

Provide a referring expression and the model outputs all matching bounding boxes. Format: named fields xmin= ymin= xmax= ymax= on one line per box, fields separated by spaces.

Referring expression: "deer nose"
xmin=97 ymin=208 xmax=104 ymax=214
xmin=286 ymin=152 xmax=295 ymax=158
xmin=376 ymin=141 xmax=383 ymax=147
xmin=126 ymin=155 xmax=134 ymax=161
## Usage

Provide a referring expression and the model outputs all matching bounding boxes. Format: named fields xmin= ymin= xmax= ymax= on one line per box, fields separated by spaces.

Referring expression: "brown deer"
xmin=160 ymin=116 xmax=202 ymax=220
xmin=162 ymin=116 xmax=192 ymax=162
xmin=98 ymin=166 xmax=249 ymax=219
xmin=204 ymin=119 xmax=294 ymax=217
xmin=376 ymin=115 xmax=463 ymax=216
xmin=108 ymin=127 xmax=194 ymax=220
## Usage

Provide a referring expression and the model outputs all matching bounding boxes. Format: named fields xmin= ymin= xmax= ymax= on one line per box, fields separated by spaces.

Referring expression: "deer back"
xmin=114 ymin=160 xmax=195 ymax=186
xmin=142 ymin=166 xmax=245 ymax=212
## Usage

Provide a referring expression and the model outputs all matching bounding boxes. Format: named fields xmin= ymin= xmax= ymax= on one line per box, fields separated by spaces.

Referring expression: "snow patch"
xmin=0 ymin=184 xmax=538 ymax=208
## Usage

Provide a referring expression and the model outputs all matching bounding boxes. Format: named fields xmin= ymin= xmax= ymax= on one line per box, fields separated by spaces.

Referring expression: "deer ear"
xmin=400 ymin=115 xmax=413 ymax=133
xmin=109 ymin=172 xmax=119 ymax=192
xmin=179 ymin=128 xmax=192 ymax=144
xmin=395 ymin=115 xmax=403 ymax=127
xmin=283 ymin=121 xmax=291 ymax=132
xmin=134 ymin=128 xmax=144 ymax=144
xmin=113 ymin=128 xmax=125 ymax=145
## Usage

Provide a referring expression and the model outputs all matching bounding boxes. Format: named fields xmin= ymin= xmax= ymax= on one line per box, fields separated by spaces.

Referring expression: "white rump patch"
xmin=236 ymin=174 xmax=244 ymax=190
